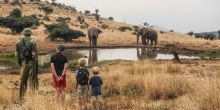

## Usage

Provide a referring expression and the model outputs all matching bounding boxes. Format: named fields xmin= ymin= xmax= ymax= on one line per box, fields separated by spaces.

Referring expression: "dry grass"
xmin=0 ymin=60 xmax=220 ymax=109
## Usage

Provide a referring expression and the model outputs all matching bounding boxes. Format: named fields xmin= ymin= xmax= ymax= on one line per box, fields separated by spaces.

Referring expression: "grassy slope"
xmin=0 ymin=3 xmax=220 ymax=53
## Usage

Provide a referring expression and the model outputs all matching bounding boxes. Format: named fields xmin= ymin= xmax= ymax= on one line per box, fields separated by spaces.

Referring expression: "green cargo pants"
xmin=19 ymin=61 xmax=39 ymax=100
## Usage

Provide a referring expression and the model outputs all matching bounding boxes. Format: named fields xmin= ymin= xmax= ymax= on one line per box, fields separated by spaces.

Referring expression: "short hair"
xmin=92 ymin=66 xmax=100 ymax=74
xmin=78 ymin=58 xmax=87 ymax=66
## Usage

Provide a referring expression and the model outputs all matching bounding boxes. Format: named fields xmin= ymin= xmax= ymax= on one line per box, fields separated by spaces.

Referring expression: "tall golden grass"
xmin=0 ymin=60 xmax=220 ymax=110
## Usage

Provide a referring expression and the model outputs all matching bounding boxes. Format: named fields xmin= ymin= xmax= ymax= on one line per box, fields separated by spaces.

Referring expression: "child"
xmin=75 ymin=58 xmax=89 ymax=110
xmin=89 ymin=67 xmax=103 ymax=109
xmin=50 ymin=45 xmax=68 ymax=101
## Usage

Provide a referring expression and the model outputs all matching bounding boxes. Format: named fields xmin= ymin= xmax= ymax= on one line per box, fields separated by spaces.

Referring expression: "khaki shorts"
xmin=77 ymin=85 xmax=89 ymax=97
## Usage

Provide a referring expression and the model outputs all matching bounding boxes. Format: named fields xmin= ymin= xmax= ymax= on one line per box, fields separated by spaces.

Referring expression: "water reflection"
xmin=1 ymin=48 xmax=201 ymax=70
xmin=137 ymin=48 xmax=157 ymax=60
xmin=88 ymin=49 xmax=98 ymax=65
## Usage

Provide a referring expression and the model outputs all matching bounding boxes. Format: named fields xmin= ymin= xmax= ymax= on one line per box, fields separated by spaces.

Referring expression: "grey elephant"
xmin=88 ymin=27 xmax=102 ymax=47
xmin=137 ymin=28 xmax=158 ymax=45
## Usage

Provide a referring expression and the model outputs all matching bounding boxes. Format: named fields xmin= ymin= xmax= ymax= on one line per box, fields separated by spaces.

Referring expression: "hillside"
xmin=0 ymin=2 xmax=220 ymax=53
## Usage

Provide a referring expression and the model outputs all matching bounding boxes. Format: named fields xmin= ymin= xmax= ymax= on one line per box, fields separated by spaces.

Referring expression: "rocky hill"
xmin=0 ymin=1 xmax=220 ymax=53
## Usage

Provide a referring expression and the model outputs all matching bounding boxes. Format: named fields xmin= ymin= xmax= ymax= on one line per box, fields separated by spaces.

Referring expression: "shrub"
xmin=121 ymin=79 xmax=145 ymax=96
xmin=46 ymin=23 xmax=86 ymax=41
xmin=76 ymin=16 xmax=85 ymax=24
xmin=118 ymin=26 xmax=132 ymax=32
xmin=187 ymin=31 xmax=194 ymax=36
xmin=56 ymin=16 xmax=71 ymax=24
xmin=133 ymin=25 xmax=139 ymax=32
xmin=9 ymin=8 xmax=22 ymax=18
xmin=84 ymin=10 xmax=90 ymax=16
xmin=101 ymin=24 xmax=108 ymax=29
xmin=45 ymin=23 xmax=68 ymax=33
xmin=160 ymin=30 xmax=166 ymax=34
xmin=108 ymin=17 xmax=114 ymax=21
xmin=11 ymin=0 xmax=21 ymax=6
xmin=3 ymin=0 xmax=9 ymax=3
xmin=0 ymin=16 xmax=39 ymax=34
xmin=95 ymin=14 xmax=100 ymax=21
xmin=94 ymin=9 xmax=100 ymax=21
xmin=80 ymin=24 xmax=88 ymax=30
xmin=39 ymin=4 xmax=53 ymax=21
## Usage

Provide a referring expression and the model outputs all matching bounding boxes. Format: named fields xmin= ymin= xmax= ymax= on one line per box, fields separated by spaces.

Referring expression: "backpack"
xmin=22 ymin=38 xmax=33 ymax=63
xmin=76 ymin=68 xmax=89 ymax=85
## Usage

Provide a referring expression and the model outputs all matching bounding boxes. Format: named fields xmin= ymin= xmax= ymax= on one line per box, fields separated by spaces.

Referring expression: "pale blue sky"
xmin=56 ymin=0 xmax=220 ymax=33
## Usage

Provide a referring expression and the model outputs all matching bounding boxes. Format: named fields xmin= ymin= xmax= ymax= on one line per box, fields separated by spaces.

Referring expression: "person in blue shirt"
xmin=89 ymin=66 xmax=103 ymax=109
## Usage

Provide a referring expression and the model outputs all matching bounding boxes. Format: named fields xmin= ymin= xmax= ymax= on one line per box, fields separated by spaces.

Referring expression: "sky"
xmin=56 ymin=0 xmax=220 ymax=33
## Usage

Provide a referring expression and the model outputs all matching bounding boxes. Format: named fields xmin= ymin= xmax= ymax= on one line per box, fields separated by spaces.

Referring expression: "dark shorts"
xmin=52 ymin=74 xmax=66 ymax=89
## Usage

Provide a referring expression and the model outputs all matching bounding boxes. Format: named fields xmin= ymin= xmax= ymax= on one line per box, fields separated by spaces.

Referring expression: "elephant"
xmin=137 ymin=47 xmax=157 ymax=60
xmin=88 ymin=27 xmax=102 ymax=47
xmin=88 ymin=49 xmax=98 ymax=65
xmin=137 ymin=28 xmax=158 ymax=45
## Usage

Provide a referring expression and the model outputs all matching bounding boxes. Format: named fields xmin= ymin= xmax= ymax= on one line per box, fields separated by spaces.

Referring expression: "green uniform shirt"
xmin=15 ymin=36 xmax=38 ymax=64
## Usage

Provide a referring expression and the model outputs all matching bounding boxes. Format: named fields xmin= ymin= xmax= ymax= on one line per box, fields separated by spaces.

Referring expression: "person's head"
xmin=92 ymin=66 xmax=100 ymax=75
xmin=23 ymin=28 xmax=32 ymax=37
xmin=56 ymin=45 xmax=65 ymax=53
xmin=78 ymin=58 xmax=87 ymax=67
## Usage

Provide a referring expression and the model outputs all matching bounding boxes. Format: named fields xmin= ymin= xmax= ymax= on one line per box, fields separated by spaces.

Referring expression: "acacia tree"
xmin=108 ymin=17 xmax=114 ymax=21
xmin=95 ymin=9 xmax=100 ymax=21
xmin=218 ymin=30 xmax=220 ymax=39
xmin=187 ymin=31 xmax=194 ymax=36
xmin=84 ymin=10 xmax=91 ymax=16
xmin=39 ymin=4 xmax=53 ymax=21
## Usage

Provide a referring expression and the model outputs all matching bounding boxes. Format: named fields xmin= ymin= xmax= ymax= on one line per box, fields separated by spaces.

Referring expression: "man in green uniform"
xmin=15 ymin=28 xmax=39 ymax=101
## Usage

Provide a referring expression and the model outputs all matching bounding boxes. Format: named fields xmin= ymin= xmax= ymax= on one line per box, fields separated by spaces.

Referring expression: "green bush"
xmin=0 ymin=16 xmax=39 ymax=34
xmin=56 ymin=16 xmax=71 ymax=25
xmin=108 ymin=17 xmax=114 ymax=21
xmin=118 ymin=26 xmax=132 ymax=32
xmin=9 ymin=8 xmax=22 ymax=18
xmin=187 ymin=31 xmax=194 ymax=36
xmin=101 ymin=24 xmax=108 ymax=29
xmin=133 ymin=25 xmax=139 ymax=32
xmin=0 ymin=9 xmax=39 ymax=34
xmin=46 ymin=23 xmax=86 ymax=41
xmin=45 ymin=23 xmax=68 ymax=32
xmin=84 ymin=10 xmax=91 ymax=16
xmin=77 ymin=16 xmax=85 ymax=24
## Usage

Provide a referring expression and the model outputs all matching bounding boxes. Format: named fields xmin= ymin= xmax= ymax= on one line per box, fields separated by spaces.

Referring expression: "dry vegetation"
xmin=0 ymin=60 xmax=220 ymax=110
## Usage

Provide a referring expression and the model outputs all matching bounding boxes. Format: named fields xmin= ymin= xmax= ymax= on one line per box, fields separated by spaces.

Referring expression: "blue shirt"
xmin=89 ymin=75 xmax=103 ymax=96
